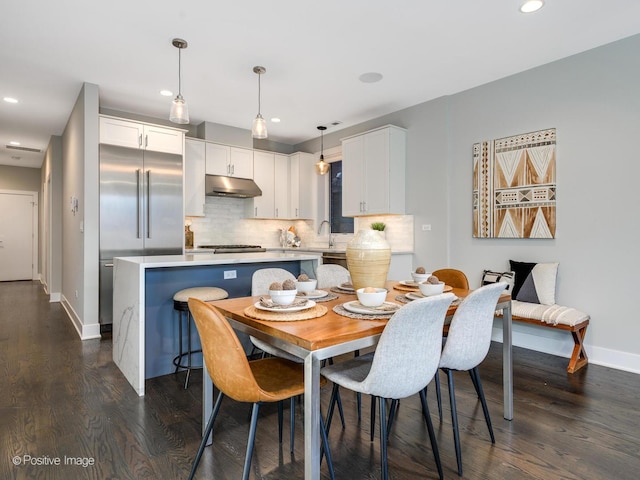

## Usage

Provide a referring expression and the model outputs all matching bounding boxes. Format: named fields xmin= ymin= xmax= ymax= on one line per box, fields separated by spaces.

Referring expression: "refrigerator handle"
xmin=136 ymin=169 xmax=142 ymax=238
xmin=146 ymin=169 xmax=151 ymax=239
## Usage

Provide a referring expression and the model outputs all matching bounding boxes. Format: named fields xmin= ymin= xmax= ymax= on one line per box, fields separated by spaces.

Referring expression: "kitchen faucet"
xmin=318 ymin=220 xmax=334 ymax=248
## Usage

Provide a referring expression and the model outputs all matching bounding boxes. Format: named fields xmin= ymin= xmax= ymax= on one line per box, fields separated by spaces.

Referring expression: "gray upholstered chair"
xmin=316 ymin=263 xmax=350 ymax=288
xmin=187 ymin=298 xmax=334 ymax=480
xmin=321 ymin=293 xmax=455 ymax=480
xmin=437 ymin=281 xmax=506 ymax=476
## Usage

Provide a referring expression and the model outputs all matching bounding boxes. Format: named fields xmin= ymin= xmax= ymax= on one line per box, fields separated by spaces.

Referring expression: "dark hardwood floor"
xmin=1 ymin=280 xmax=639 ymax=479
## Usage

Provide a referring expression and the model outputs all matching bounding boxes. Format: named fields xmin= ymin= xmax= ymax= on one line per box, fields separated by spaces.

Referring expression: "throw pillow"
xmin=509 ymin=260 xmax=559 ymax=305
xmin=481 ymin=270 xmax=515 ymax=293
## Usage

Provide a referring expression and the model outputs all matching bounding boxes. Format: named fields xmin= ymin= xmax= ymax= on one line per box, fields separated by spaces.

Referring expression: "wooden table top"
xmin=211 ymin=282 xmax=510 ymax=352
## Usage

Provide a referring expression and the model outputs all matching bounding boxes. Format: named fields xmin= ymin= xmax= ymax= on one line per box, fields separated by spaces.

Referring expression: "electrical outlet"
xmin=422 ymin=224 xmax=431 ymax=231
xmin=224 ymin=270 xmax=237 ymax=279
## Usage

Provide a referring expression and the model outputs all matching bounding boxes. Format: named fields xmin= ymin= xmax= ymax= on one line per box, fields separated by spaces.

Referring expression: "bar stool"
xmin=173 ymin=286 xmax=229 ymax=389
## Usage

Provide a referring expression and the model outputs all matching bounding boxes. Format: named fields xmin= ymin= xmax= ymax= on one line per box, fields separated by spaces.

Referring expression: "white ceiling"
xmin=2 ymin=1 xmax=640 ymax=169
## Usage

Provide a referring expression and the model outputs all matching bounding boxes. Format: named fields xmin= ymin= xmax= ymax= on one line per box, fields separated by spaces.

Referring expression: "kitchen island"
xmin=112 ymin=252 xmax=320 ymax=395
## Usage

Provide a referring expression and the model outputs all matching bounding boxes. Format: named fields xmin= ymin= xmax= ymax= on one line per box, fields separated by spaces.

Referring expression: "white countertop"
xmin=114 ymin=251 xmax=322 ymax=268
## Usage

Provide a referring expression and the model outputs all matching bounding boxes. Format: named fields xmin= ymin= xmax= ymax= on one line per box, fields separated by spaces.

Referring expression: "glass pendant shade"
xmin=315 ymin=156 xmax=330 ymax=175
xmin=252 ymin=113 xmax=268 ymax=139
xmin=170 ymin=94 xmax=189 ymax=124
xmin=315 ymin=125 xmax=329 ymax=175
xmin=252 ymin=66 xmax=268 ymax=139
xmin=170 ymin=38 xmax=189 ymax=125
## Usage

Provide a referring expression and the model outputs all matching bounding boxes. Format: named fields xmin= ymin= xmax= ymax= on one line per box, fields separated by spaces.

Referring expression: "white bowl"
xmin=356 ymin=287 xmax=387 ymax=307
xmin=411 ymin=271 xmax=432 ymax=283
xmin=269 ymin=289 xmax=298 ymax=305
xmin=418 ymin=281 xmax=445 ymax=296
xmin=295 ymin=279 xmax=318 ymax=293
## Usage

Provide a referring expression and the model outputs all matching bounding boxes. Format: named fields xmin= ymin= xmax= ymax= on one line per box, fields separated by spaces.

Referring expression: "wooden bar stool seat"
xmin=173 ymin=286 xmax=228 ymax=389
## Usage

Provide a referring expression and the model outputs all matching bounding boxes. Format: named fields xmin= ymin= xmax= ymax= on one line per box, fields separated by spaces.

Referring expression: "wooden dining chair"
xmin=187 ymin=298 xmax=334 ymax=480
xmin=322 ymin=294 xmax=455 ymax=480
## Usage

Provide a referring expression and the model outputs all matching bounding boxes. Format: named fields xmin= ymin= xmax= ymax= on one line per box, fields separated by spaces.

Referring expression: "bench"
xmin=498 ymin=300 xmax=590 ymax=373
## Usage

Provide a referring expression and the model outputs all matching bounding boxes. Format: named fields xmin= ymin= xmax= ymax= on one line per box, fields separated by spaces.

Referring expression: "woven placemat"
xmin=393 ymin=283 xmax=453 ymax=293
xmin=332 ymin=303 xmax=394 ymax=320
xmin=330 ymin=287 xmax=356 ymax=295
xmin=244 ymin=304 xmax=328 ymax=322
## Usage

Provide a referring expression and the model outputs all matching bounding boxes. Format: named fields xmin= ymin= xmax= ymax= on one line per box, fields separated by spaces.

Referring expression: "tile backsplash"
xmin=186 ymin=196 xmax=414 ymax=252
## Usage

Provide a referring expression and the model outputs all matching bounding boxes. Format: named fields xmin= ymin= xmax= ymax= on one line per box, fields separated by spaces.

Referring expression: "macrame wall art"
xmin=473 ymin=128 xmax=556 ymax=238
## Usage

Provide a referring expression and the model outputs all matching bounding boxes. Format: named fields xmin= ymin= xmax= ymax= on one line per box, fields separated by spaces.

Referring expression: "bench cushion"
xmin=511 ymin=300 xmax=589 ymax=327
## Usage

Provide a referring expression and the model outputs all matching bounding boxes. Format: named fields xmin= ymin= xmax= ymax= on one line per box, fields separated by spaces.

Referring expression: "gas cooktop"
xmin=196 ymin=245 xmax=266 ymax=253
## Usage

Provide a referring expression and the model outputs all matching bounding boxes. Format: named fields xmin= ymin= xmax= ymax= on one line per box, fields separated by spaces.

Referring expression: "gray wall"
xmin=0 ymin=165 xmax=41 ymax=191
xmin=296 ymin=34 xmax=640 ymax=373
xmin=61 ymin=82 xmax=100 ymax=339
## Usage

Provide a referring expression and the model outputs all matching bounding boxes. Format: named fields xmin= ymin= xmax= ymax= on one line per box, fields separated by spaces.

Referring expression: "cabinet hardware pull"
xmin=146 ymin=170 xmax=151 ymax=239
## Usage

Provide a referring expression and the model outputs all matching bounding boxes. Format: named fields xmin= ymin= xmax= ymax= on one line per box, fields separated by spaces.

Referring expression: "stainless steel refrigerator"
xmin=99 ymin=144 xmax=183 ymax=326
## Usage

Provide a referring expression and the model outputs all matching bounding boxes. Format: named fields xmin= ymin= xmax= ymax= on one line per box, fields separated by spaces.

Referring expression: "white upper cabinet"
xmin=289 ymin=152 xmax=315 ymax=219
xmin=99 ymin=116 xmax=184 ymax=155
xmin=251 ymin=150 xmax=275 ymax=218
xmin=341 ymin=125 xmax=406 ymax=216
xmin=205 ymin=143 xmax=254 ymax=179
xmin=184 ymin=139 xmax=206 ymax=217
xmin=274 ymin=154 xmax=290 ymax=219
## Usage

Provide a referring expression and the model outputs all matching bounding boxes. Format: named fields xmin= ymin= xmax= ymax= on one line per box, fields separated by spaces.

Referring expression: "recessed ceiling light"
xmin=3 ymin=97 xmax=19 ymax=104
xmin=160 ymin=89 xmax=173 ymax=97
xmin=520 ymin=0 xmax=544 ymax=13
xmin=9 ymin=141 xmax=21 ymax=146
xmin=359 ymin=72 xmax=383 ymax=83
xmin=270 ymin=118 xmax=281 ymax=123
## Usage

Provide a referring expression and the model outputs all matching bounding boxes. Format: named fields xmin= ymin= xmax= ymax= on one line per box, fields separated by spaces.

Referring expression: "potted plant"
xmin=370 ymin=222 xmax=386 ymax=239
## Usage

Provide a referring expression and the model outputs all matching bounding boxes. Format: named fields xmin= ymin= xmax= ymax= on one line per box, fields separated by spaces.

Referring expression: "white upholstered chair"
xmin=321 ymin=293 xmax=455 ymax=480
xmin=316 ymin=263 xmax=350 ymax=288
xmin=438 ymin=281 xmax=506 ymax=476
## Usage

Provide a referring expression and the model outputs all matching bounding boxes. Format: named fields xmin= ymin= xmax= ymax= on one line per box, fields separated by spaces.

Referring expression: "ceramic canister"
xmin=346 ymin=228 xmax=391 ymax=290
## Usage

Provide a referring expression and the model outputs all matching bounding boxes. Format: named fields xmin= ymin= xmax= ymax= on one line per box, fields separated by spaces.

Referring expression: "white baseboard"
xmin=50 ymin=292 xmax=61 ymax=302
xmin=492 ymin=320 xmax=640 ymax=375
xmin=60 ymin=295 xmax=102 ymax=340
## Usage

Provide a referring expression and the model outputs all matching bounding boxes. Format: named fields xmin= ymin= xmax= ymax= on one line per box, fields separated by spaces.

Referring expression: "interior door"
xmin=0 ymin=191 xmax=36 ymax=281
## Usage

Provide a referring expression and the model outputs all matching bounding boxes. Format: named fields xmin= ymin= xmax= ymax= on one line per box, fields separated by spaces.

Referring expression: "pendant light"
xmin=170 ymin=38 xmax=189 ymax=124
xmin=252 ymin=66 xmax=268 ymax=139
xmin=315 ymin=126 xmax=330 ymax=175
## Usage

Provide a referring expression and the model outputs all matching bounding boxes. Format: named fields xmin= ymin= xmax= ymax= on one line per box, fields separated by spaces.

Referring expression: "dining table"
xmin=205 ymin=281 xmax=513 ymax=480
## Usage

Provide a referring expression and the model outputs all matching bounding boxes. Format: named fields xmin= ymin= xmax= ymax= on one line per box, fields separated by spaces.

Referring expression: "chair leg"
xmin=370 ymin=395 xmax=377 ymax=442
xmin=434 ymin=370 xmax=443 ymax=421
xmin=278 ymin=400 xmax=284 ymax=444
xmin=335 ymin=388 xmax=346 ymax=429
xmin=290 ymin=396 xmax=296 ymax=453
xmin=419 ymin=388 xmax=444 ymax=480
xmin=242 ymin=403 xmax=261 ymax=480
xmin=320 ymin=411 xmax=335 ymax=480
xmin=470 ymin=367 xmax=495 ymax=443
xmin=378 ymin=396 xmax=389 ymax=480
xmin=326 ymin=383 xmax=340 ymax=435
xmin=445 ymin=369 xmax=463 ymax=476
xmin=468 ymin=367 xmax=481 ymax=398
xmin=386 ymin=399 xmax=399 ymax=443
xmin=357 ymin=392 xmax=362 ymax=421
xmin=189 ymin=391 xmax=224 ymax=480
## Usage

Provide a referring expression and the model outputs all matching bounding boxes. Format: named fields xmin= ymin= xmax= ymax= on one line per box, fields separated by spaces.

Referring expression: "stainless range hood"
xmin=205 ymin=174 xmax=262 ymax=198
